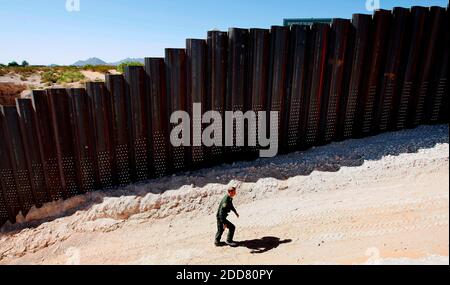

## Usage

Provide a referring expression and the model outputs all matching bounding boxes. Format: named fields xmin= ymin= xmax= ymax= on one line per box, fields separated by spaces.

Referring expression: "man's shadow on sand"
xmin=234 ymin=236 xmax=292 ymax=254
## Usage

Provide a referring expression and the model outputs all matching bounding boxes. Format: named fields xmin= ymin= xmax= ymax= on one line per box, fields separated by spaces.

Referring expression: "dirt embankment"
xmin=0 ymin=83 xmax=27 ymax=105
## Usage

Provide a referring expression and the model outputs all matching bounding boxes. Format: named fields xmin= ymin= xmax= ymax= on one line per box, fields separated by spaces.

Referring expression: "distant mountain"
xmin=72 ymin=57 xmax=145 ymax=67
xmin=72 ymin=57 xmax=107 ymax=66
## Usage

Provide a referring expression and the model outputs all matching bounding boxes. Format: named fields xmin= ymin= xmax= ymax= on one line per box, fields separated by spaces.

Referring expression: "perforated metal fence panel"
xmin=268 ymin=26 xmax=290 ymax=152
xmin=342 ymin=14 xmax=372 ymax=139
xmin=396 ymin=6 xmax=429 ymax=129
xmin=1 ymin=105 xmax=36 ymax=216
xmin=286 ymin=25 xmax=309 ymax=151
xmin=166 ymin=48 xmax=190 ymax=172
xmin=438 ymin=7 xmax=449 ymax=123
xmin=106 ymin=74 xmax=132 ymax=186
xmin=430 ymin=8 xmax=449 ymax=124
xmin=0 ymin=183 xmax=9 ymax=225
xmin=125 ymin=66 xmax=151 ymax=181
xmin=145 ymin=58 xmax=171 ymax=177
xmin=322 ymin=19 xmax=351 ymax=144
xmin=361 ymin=10 xmax=392 ymax=136
xmin=248 ymin=28 xmax=270 ymax=155
xmin=68 ymin=88 xmax=97 ymax=193
xmin=0 ymin=108 xmax=21 ymax=222
xmin=376 ymin=7 xmax=411 ymax=133
xmin=318 ymin=24 xmax=334 ymax=146
xmin=86 ymin=82 xmax=115 ymax=189
xmin=207 ymin=31 xmax=228 ymax=165
xmin=298 ymin=26 xmax=315 ymax=149
xmin=187 ymin=39 xmax=208 ymax=169
xmin=412 ymin=7 xmax=446 ymax=126
xmin=31 ymin=90 xmax=64 ymax=201
xmin=305 ymin=23 xmax=329 ymax=146
xmin=47 ymin=89 xmax=79 ymax=198
xmin=226 ymin=28 xmax=249 ymax=160
xmin=17 ymin=98 xmax=48 ymax=207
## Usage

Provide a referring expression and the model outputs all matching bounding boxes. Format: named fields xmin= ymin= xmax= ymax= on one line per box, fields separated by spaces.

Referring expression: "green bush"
xmin=58 ymin=70 xmax=85 ymax=83
xmin=41 ymin=70 xmax=60 ymax=83
xmin=41 ymin=69 xmax=85 ymax=84
xmin=117 ymin=61 xmax=143 ymax=73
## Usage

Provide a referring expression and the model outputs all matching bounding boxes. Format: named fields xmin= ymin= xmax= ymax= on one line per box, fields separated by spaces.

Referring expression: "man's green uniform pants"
xmin=215 ymin=217 xmax=235 ymax=244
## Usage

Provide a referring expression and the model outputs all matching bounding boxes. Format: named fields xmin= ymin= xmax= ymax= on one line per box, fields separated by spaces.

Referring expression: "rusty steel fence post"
xmin=248 ymin=28 xmax=270 ymax=156
xmin=336 ymin=20 xmax=356 ymax=141
xmin=1 ymin=105 xmax=36 ymax=216
xmin=86 ymin=82 xmax=115 ymax=189
xmin=145 ymin=58 xmax=171 ymax=177
xmin=286 ymin=25 xmax=309 ymax=151
xmin=67 ymin=88 xmax=97 ymax=193
xmin=267 ymin=26 xmax=290 ymax=153
xmin=412 ymin=6 xmax=446 ymax=126
xmin=304 ymin=23 xmax=329 ymax=147
xmin=16 ymin=98 xmax=49 ymax=207
xmin=186 ymin=39 xmax=208 ymax=169
xmin=298 ymin=26 xmax=316 ymax=149
xmin=318 ymin=23 xmax=334 ymax=146
xmin=438 ymin=7 xmax=449 ymax=124
xmin=438 ymin=6 xmax=449 ymax=124
xmin=395 ymin=6 xmax=429 ymax=130
xmin=375 ymin=7 xmax=411 ymax=133
xmin=31 ymin=90 xmax=64 ymax=201
xmin=207 ymin=31 xmax=228 ymax=165
xmin=443 ymin=6 xmax=450 ymax=123
xmin=226 ymin=28 xmax=249 ymax=160
xmin=106 ymin=74 xmax=132 ymax=186
xmin=342 ymin=14 xmax=372 ymax=139
xmin=47 ymin=88 xmax=79 ymax=198
xmin=428 ymin=8 xmax=449 ymax=124
xmin=361 ymin=9 xmax=392 ymax=136
xmin=166 ymin=48 xmax=190 ymax=172
xmin=321 ymin=19 xmax=352 ymax=144
xmin=124 ymin=66 xmax=151 ymax=182
xmin=0 ymin=107 xmax=22 ymax=223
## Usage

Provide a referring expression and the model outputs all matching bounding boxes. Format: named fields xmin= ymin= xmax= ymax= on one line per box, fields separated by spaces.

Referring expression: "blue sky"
xmin=0 ymin=0 xmax=447 ymax=65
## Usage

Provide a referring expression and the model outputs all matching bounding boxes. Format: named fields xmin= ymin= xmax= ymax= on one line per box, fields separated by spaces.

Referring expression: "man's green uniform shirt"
xmin=216 ymin=195 xmax=237 ymax=223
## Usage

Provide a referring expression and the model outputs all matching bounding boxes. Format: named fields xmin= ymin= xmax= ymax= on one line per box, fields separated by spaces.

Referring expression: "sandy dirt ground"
xmin=0 ymin=125 xmax=448 ymax=265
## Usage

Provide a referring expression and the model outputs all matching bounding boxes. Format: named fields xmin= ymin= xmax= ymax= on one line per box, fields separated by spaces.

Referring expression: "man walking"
xmin=215 ymin=187 xmax=239 ymax=246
